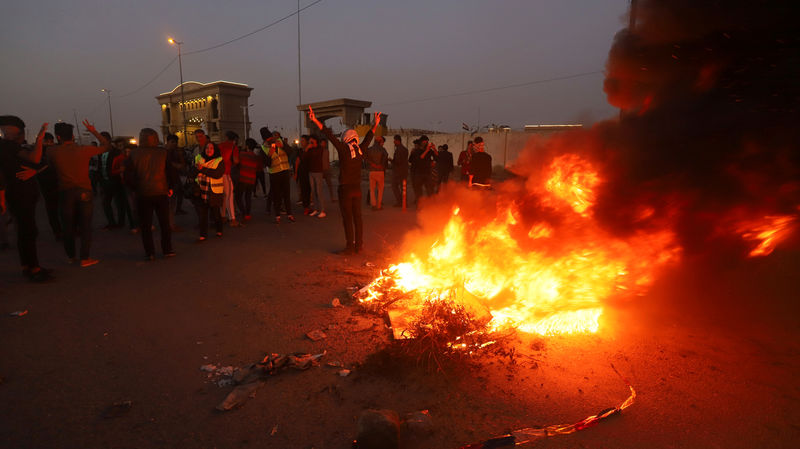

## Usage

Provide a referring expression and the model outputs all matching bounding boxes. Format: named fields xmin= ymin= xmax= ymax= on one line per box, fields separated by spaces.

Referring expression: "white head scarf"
xmin=341 ymin=129 xmax=361 ymax=159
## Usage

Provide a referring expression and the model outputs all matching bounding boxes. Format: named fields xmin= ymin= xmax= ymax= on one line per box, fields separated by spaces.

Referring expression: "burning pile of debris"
xmin=355 ymin=0 xmax=799 ymax=359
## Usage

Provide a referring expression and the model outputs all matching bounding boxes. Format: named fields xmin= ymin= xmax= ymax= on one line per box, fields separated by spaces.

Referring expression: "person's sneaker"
xmin=102 ymin=224 xmax=116 ymax=231
xmin=164 ymin=251 xmax=177 ymax=258
xmin=287 ymin=215 xmax=296 ymax=222
xmin=317 ymin=211 xmax=327 ymax=218
xmin=229 ymin=219 xmax=240 ymax=227
xmin=144 ymin=255 xmax=155 ymax=262
xmin=130 ymin=228 xmax=140 ymax=235
xmin=244 ymin=215 xmax=252 ymax=221
xmin=310 ymin=210 xmax=319 ymax=216
xmin=216 ymin=231 xmax=223 ymax=237
xmin=274 ymin=216 xmax=281 ymax=224
xmin=196 ymin=236 xmax=207 ymax=243
xmin=68 ymin=257 xmax=77 ymax=264
xmin=80 ymin=258 xmax=99 ymax=268
xmin=304 ymin=208 xmax=311 ymax=216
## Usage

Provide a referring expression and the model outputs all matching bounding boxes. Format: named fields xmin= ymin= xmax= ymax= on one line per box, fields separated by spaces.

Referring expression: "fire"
xmin=360 ymin=154 xmax=682 ymax=337
xmin=543 ymin=154 xmax=600 ymax=216
xmin=739 ymin=214 xmax=797 ymax=257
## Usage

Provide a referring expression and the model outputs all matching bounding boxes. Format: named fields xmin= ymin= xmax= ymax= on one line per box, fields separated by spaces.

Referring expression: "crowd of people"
xmin=0 ymin=111 xmax=492 ymax=282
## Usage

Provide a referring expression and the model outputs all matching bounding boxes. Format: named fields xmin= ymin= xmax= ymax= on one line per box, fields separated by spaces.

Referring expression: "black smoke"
xmin=564 ymin=0 xmax=799 ymax=252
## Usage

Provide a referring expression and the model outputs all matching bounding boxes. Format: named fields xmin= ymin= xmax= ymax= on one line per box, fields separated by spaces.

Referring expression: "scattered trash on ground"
xmin=270 ymin=424 xmax=279 ymax=436
xmin=101 ymin=400 xmax=132 ymax=419
xmin=306 ymin=329 xmax=327 ymax=341
xmin=331 ymin=297 xmax=343 ymax=308
xmin=338 ymin=369 xmax=351 ymax=377
xmin=215 ymin=351 xmax=326 ymax=411
xmin=326 ymin=361 xmax=343 ymax=368
xmin=456 ymin=364 xmax=636 ymax=448
xmin=364 ymin=262 xmax=375 ymax=268
xmin=200 ymin=364 xmax=217 ymax=373
xmin=9 ymin=310 xmax=28 ymax=317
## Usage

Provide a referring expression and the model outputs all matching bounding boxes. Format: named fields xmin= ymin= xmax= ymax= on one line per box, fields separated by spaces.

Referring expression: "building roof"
xmin=157 ymin=80 xmax=252 ymax=98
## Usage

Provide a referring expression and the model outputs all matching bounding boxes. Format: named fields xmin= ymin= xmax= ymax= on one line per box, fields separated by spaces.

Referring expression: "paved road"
xmin=1 ymin=187 xmax=799 ymax=448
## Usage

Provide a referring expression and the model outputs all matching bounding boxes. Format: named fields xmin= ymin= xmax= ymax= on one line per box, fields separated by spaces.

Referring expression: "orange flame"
xmin=739 ymin=214 xmax=797 ymax=257
xmin=360 ymin=154 xmax=682 ymax=337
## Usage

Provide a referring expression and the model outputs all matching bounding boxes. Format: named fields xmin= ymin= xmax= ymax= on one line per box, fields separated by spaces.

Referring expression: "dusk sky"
xmin=1 ymin=0 xmax=629 ymax=139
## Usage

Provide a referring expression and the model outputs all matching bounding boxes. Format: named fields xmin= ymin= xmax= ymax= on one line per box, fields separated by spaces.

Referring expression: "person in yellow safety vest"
xmin=193 ymin=142 xmax=224 ymax=241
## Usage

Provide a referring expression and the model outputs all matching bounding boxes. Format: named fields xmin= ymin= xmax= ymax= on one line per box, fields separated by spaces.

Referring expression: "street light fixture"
xmin=168 ymin=37 xmax=188 ymax=147
xmin=100 ymin=88 xmax=114 ymax=137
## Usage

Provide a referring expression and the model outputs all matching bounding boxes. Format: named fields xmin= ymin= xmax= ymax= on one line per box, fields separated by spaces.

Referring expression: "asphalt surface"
xmin=1 ymin=185 xmax=799 ymax=449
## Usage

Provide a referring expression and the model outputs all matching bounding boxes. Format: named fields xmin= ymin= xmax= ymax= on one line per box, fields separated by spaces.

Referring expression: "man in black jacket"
xmin=436 ymin=144 xmax=454 ymax=188
xmin=0 ymin=116 xmax=51 ymax=281
xmin=126 ymin=128 xmax=177 ymax=260
xmin=308 ymin=106 xmax=380 ymax=254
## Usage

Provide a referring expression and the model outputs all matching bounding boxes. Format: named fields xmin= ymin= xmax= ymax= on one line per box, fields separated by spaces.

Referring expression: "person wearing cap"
xmin=308 ymin=106 xmax=381 ymax=254
xmin=0 ymin=115 xmax=52 ymax=281
xmin=46 ymin=120 xmax=111 ymax=267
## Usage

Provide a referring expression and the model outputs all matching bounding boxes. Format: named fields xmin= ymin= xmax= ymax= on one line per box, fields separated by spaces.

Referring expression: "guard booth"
xmin=297 ymin=98 xmax=387 ymax=136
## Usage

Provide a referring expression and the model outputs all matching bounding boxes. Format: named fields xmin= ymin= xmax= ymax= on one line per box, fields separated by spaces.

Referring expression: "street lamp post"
xmin=168 ymin=37 xmax=188 ymax=147
xmin=100 ymin=88 xmax=114 ymax=137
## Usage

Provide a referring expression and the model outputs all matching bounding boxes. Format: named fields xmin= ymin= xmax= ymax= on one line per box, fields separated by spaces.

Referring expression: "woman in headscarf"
xmin=308 ymin=106 xmax=381 ymax=254
xmin=193 ymin=140 xmax=225 ymax=241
